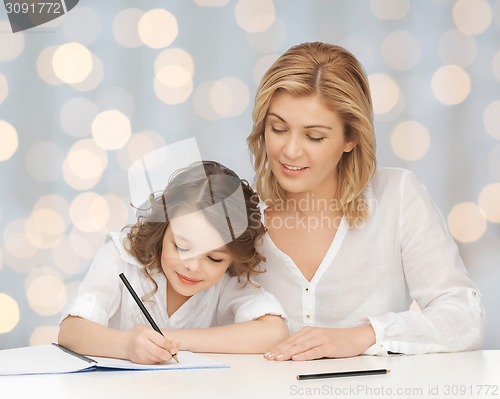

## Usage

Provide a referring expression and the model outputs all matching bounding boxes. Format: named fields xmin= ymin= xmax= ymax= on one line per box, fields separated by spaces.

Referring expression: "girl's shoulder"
xmin=104 ymin=230 xmax=143 ymax=268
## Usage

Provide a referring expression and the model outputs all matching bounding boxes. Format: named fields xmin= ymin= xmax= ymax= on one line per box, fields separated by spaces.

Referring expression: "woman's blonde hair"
xmin=247 ymin=41 xmax=376 ymax=227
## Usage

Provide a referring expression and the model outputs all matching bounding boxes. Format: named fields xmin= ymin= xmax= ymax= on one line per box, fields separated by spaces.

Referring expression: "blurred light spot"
xmin=0 ymin=293 xmax=19 ymax=333
xmin=487 ymin=144 xmax=500 ymax=181
xmin=113 ymin=8 xmax=144 ymax=48
xmin=25 ymin=141 xmax=64 ymax=182
xmin=0 ymin=73 xmax=8 ymax=105
xmin=62 ymin=6 xmax=101 ymax=45
xmin=0 ymin=21 xmax=25 ymax=62
xmin=24 ymin=195 xmax=69 ymax=250
xmin=0 ymin=120 xmax=18 ymax=161
xmin=478 ymin=183 xmax=500 ymax=223
xmin=193 ymin=81 xmax=220 ymax=120
xmin=453 ymin=0 xmax=492 ymax=35
xmin=438 ymin=30 xmax=477 ymax=67
xmin=235 ymin=0 xmax=275 ymax=33
xmin=26 ymin=273 xmax=67 ymax=316
xmin=247 ymin=18 xmax=286 ymax=53
xmin=69 ymin=230 xmax=94 ymax=260
xmin=91 ymin=110 xmax=131 ymax=150
xmin=370 ymin=0 xmax=410 ymax=20
xmin=210 ymin=77 xmax=250 ymax=117
xmin=62 ymin=139 xmax=108 ymax=190
xmin=37 ymin=46 xmax=63 ymax=85
xmin=60 ymin=97 xmax=98 ymax=137
xmin=391 ymin=121 xmax=430 ymax=161
xmin=483 ymin=100 xmax=500 ymax=140
xmin=52 ymin=42 xmax=93 ymax=84
xmin=116 ymin=130 xmax=166 ymax=171
xmin=95 ymin=86 xmax=135 ymax=117
xmin=155 ymin=48 xmax=194 ymax=74
xmin=103 ymin=194 xmax=130 ymax=232
xmin=70 ymin=54 xmax=104 ymax=92
xmin=368 ymin=73 xmax=400 ymax=114
xmin=195 ymin=0 xmax=229 ymax=5
xmin=382 ymin=31 xmax=421 ymax=71
xmin=493 ymin=50 xmax=500 ymax=82
xmin=448 ymin=202 xmax=487 ymax=243
xmin=253 ymin=54 xmax=279 ymax=85
xmin=30 ymin=326 xmax=59 ymax=346
xmin=154 ymin=65 xmax=193 ymax=105
xmin=70 ymin=192 xmax=110 ymax=232
xmin=431 ymin=65 xmax=470 ymax=105
xmin=3 ymin=219 xmax=40 ymax=270
xmin=31 ymin=208 xmax=66 ymax=237
xmin=138 ymin=9 xmax=178 ymax=49
xmin=51 ymin=236 xmax=90 ymax=276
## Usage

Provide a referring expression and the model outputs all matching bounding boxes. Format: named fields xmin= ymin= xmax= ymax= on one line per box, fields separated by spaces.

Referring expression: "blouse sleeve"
xmin=59 ymin=239 xmax=123 ymax=326
xmin=365 ymin=170 xmax=485 ymax=355
xmin=215 ymin=276 xmax=287 ymax=326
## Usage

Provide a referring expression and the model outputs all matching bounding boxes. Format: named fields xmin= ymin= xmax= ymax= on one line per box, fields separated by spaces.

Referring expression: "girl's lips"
xmin=176 ymin=273 xmax=201 ymax=285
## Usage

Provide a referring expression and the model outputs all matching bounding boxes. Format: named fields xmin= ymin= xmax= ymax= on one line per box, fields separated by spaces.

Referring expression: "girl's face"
xmin=264 ymin=91 xmax=356 ymax=199
xmin=161 ymin=211 xmax=233 ymax=299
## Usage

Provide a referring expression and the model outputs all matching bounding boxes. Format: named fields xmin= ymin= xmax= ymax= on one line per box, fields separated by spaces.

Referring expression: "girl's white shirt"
xmin=60 ymin=232 xmax=286 ymax=330
xmin=254 ymin=168 xmax=484 ymax=355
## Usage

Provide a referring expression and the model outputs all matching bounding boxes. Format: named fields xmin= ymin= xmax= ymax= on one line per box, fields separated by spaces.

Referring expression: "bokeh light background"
xmin=0 ymin=0 xmax=499 ymax=350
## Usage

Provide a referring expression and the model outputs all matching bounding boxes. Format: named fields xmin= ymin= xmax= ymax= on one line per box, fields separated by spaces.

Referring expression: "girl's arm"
xmin=58 ymin=315 xmax=179 ymax=364
xmin=166 ymin=314 xmax=288 ymax=353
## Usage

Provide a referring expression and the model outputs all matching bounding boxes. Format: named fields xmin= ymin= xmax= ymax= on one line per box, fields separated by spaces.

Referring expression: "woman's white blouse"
xmin=60 ymin=232 xmax=286 ymax=330
xmin=254 ymin=168 xmax=485 ymax=355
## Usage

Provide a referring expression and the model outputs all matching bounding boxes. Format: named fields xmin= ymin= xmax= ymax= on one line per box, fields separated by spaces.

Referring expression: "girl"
xmin=58 ymin=161 xmax=288 ymax=364
xmin=247 ymin=42 xmax=484 ymax=361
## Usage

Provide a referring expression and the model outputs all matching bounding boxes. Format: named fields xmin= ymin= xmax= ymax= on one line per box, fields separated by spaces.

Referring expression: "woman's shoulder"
xmin=369 ymin=167 xmax=421 ymax=193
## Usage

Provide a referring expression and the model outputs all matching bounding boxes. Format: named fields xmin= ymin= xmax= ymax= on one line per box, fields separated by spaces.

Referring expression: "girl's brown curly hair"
xmin=124 ymin=160 xmax=266 ymax=299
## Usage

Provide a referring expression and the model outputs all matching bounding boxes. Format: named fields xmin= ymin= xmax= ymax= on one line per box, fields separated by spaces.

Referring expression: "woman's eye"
xmin=207 ymin=256 xmax=223 ymax=263
xmin=307 ymin=135 xmax=325 ymax=142
xmin=271 ymin=126 xmax=286 ymax=134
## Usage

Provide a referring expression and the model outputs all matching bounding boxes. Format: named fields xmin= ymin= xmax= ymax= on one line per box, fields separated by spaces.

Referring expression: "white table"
xmin=2 ymin=350 xmax=499 ymax=399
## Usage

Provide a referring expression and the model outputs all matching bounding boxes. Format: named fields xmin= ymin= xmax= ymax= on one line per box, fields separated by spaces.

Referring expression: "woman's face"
xmin=264 ymin=91 xmax=356 ymax=199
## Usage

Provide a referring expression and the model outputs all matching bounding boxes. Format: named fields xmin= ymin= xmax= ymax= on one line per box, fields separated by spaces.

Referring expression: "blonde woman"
xmin=248 ymin=42 xmax=484 ymax=361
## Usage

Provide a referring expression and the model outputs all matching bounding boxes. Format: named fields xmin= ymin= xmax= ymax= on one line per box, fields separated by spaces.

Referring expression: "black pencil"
xmin=119 ymin=272 xmax=179 ymax=363
xmin=297 ymin=368 xmax=390 ymax=380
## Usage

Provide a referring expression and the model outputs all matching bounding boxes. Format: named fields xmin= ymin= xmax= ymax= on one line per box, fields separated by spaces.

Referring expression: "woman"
xmin=247 ymin=41 xmax=484 ymax=361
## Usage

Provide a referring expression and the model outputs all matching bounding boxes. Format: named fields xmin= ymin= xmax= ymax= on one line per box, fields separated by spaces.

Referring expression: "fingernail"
xmin=276 ymin=353 xmax=284 ymax=359
xmin=264 ymin=352 xmax=271 ymax=358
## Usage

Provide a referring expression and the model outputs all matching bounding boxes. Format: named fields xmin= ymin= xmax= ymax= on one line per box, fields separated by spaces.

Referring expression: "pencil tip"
xmin=172 ymin=354 xmax=179 ymax=363
xmin=387 ymin=369 xmax=391 ymax=373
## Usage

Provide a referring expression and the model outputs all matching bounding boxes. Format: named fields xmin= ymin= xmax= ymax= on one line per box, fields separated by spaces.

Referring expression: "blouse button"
xmin=306 ymin=313 xmax=311 ymax=318
xmin=305 ymin=287 xmax=309 ymax=292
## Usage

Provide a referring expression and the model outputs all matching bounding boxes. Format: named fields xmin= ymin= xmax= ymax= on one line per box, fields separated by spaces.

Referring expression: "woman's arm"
xmin=264 ymin=325 xmax=375 ymax=361
xmin=166 ymin=314 xmax=288 ymax=353
xmin=58 ymin=316 xmax=179 ymax=364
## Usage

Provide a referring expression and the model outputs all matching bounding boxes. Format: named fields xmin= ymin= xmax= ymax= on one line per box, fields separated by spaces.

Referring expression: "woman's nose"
xmin=282 ymin=133 xmax=303 ymax=160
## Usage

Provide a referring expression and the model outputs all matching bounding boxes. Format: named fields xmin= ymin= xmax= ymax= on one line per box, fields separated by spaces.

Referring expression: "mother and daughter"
xmin=59 ymin=42 xmax=484 ymax=363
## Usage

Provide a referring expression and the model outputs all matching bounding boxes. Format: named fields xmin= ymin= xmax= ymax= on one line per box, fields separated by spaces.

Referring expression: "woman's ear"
xmin=344 ymin=140 xmax=357 ymax=153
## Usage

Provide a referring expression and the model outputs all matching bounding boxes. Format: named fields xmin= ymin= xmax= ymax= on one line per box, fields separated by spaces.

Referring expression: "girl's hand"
xmin=126 ymin=324 xmax=180 ymax=364
xmin=264 ymin=325 xmax=375 ymax=361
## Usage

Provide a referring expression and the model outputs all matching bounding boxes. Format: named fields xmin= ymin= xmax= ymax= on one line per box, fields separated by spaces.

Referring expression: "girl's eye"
xmin=174 ymin=243 xmax=189 ymax=252
xmin=307 ymin=135 xmax=325 ymax=142
xmin=207 ymin=256 xmax=223 ymax=264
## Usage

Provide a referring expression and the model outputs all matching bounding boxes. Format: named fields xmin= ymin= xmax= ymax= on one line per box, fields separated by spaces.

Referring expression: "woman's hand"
xmin=126 ymin=324 xmax=180 ymax=364
xmin=264 ymin=325 xmax=375 ymax=361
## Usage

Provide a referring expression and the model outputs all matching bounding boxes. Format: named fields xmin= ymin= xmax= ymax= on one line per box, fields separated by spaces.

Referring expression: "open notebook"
xmin=0 ymin=343 xmax=228 ymax=376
